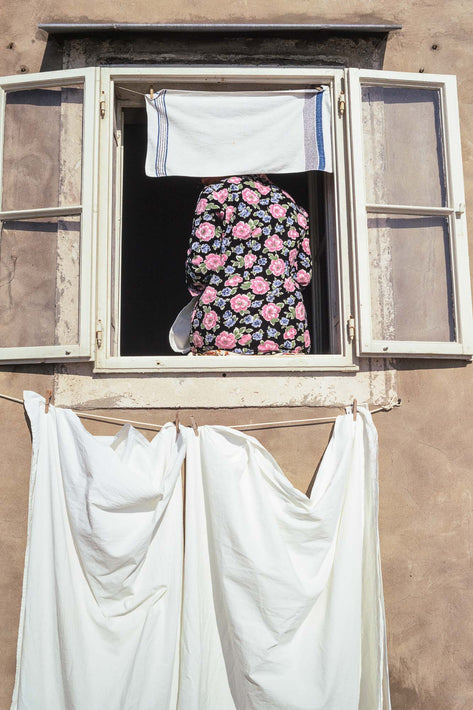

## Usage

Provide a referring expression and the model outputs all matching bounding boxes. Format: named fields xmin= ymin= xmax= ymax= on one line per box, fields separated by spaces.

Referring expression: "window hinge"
xmin=455 ymin=202 xmax=465 ymax=216
xmin=100 ymin=92 xmax=106 ymax=119
xmin=96 ymin=320 xmax=103 ymax=349
xmin=338 ymin=90 xmax=345 ymax=117
xmin=347 ymin=315 xmax=356 ymax=342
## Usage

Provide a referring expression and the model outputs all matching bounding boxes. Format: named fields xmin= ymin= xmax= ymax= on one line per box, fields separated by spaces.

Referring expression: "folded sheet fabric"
xmin=12 ymin=392 xmax=187 ymax=710
xmin=12 ymin=392 xmax=390 ymax=710
xmin=145 ymin=88 xmax=332 ymax=178
xmin=183 ymin=412 xmax=391 ymax=710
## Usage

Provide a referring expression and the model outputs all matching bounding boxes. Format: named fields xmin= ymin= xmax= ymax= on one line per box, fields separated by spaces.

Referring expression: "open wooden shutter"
xmin=347 ymin=68 xmax=473 ymax=358
xmin=0 ymin=68 xmax=97 ymax=362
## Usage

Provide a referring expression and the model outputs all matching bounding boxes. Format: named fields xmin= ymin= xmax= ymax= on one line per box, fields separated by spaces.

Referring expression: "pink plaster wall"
xmin=1 ymin=2 xmax=473 ymax=708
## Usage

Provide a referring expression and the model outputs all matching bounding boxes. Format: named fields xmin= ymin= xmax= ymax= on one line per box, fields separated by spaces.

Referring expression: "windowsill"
xmin=93 ymin=353 xmax=357 ymax=373
xmin=54 ymin=358 xmax=396 ymax=408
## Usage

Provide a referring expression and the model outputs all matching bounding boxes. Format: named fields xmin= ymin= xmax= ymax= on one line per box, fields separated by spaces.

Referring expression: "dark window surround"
xmin=37 ymin=22 xmax=401 ymax=71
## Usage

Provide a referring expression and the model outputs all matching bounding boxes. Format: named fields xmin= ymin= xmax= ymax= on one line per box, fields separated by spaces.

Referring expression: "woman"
xmin=185 ymin=174 xmax=312 ymax=355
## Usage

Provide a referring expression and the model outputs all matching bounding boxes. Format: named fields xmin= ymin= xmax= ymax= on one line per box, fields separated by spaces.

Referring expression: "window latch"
xmin=347 ymin=315 xmax=355 ymax=342
xmin=96 ymin=320 xmax=103 ymax=349
xmin=455 ymin=202 xmax=465 ymax=216
xmin=338 ymin=91 xmax=345 ymax=117
xmin=100 ymin=91 xmax=106 ymax=119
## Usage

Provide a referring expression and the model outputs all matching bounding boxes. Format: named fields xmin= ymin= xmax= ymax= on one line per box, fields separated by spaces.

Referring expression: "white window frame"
xmin=347 ymin=68 xmax=473 ymax=358
xmin=0 ymin=66 xmax=471 ymax=370
xmin=95 ymin=66 xmax=355 ymax=373
xmin=0 ymin=67 xmax=99 ymax=363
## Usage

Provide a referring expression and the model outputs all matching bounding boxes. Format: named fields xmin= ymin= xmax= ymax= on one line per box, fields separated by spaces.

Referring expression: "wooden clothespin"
xmin=149 ymin=86 xmax=154 ymax=100
xmin=190 ymin=415 xmax=199 ymax=437
xmin=352 ymin=398 xmax=358 ymax=422
xmin=174 ymin=412 xmax=180 ymax=439
xmin=45 ymin=389 xmax=52 ymax=414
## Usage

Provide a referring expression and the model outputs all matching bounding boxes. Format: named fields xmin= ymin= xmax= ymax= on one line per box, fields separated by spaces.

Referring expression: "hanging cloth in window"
xmin=182 ymin=410 xmax=391 ymax=710
xmin=12 ymin=393 xmax=390 ymax=709
xmin=145 ymin=88 xmax=332 ymax=178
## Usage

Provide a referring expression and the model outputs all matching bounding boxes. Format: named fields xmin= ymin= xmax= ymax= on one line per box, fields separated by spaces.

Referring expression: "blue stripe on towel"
xmin=162 ymin=90 xmax=169 ymax=177
xmin=157 ymin=93 xmax=165 ymax=176
xmin=154 ymin=96 xmax=160 ymax=177
xmin=154 ymin=91 xmax=169 ymax=177
xmin=315 ymin=90 xmax=325 ymax=171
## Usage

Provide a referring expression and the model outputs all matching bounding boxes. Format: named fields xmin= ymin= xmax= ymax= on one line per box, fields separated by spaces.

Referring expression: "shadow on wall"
xmin=389 ymin=660 xmax=451 ymax=710
xmin=389 ymin=667 xmax=420 ymax=710
xmin=394 ymin=358 xmax=469 ymax=372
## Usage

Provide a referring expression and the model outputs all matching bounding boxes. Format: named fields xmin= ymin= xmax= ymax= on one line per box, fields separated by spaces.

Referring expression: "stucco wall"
xmin=1 ymin=2 xmax=473 ymax=709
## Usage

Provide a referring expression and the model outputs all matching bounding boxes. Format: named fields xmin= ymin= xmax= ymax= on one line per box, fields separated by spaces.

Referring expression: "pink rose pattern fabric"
xmin=185 ymin=175 xmax=312 ymax=354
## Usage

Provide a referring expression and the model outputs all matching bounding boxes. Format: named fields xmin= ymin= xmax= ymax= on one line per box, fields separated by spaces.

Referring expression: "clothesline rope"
xmin=117 ymin=86 xmax=325 ymax=98
xmin=0 ymin=391 xmax=401 ymax=432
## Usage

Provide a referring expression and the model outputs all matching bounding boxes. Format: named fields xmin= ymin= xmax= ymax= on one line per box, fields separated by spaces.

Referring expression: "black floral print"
xmin=185 ymin=175 xmax=312 ymax=355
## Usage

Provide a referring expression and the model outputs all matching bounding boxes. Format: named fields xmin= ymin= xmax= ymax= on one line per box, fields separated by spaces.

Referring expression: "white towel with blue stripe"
xmin=145 ymin=88 xmax=332 ymax=178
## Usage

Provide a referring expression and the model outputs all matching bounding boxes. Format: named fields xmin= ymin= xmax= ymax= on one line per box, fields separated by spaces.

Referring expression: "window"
xmin=0 ymin=66 xmax=471 ymax=371
xmin=0 ymin=68 xmax=97 ymax=362
xmin=349 ymin=69 xmax=473 ymax=357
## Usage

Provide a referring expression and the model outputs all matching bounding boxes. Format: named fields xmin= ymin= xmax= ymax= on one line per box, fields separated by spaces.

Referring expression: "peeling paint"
xmin=59 ymin=31 xmax=389 ymax=72
xmin=53 ymin=359 xmax=397 ymax=409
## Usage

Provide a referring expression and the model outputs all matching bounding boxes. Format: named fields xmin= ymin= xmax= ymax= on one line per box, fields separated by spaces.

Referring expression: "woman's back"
xmin=185 ymin=175 xmax=312 ymax=355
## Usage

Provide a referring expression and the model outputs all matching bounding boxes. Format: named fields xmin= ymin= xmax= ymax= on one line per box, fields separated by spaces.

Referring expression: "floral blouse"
xmin=185 ymin=175 xmax=312 ymax=355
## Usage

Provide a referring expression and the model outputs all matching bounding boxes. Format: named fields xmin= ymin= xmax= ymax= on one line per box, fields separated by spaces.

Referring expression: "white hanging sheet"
xmin=12 ymin=393 xmax=390 ymax=710
xmin=183 ymin=411 xmax=390 ymax=710
xmin=145 ymin=88 xmax=332 ymax=178
xmin=11 ymin=392 xmax=186 ymax=710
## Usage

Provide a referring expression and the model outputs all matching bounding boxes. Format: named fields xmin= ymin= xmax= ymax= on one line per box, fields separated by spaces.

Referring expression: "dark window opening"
xmin=120 ymin=107 xmax=334 ymax=356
